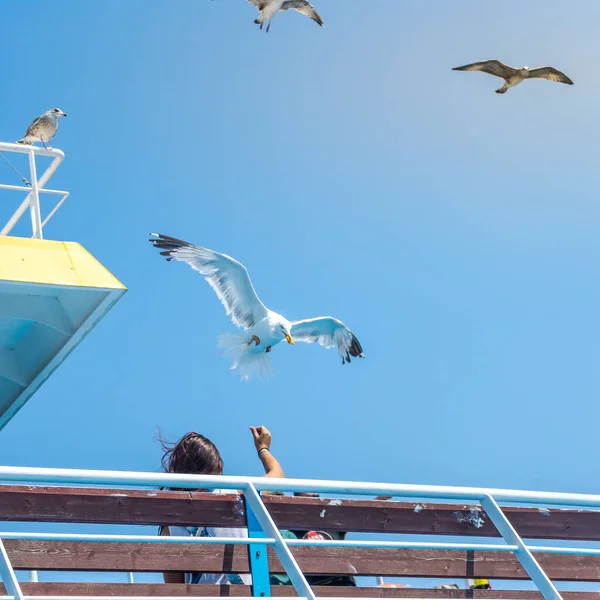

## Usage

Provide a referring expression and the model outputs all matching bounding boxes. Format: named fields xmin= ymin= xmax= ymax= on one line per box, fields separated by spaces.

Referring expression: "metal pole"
xmin=481 ymin=494 xmax=562 ymax=600
xmin=40 ymin=192 xmax=69 ymax=229
xmin=244 ymin=484 xmax=316 ymax=600
xmin=28 ymin=571 xmax=37 ymax=583
xmin=1 ymin=150 xmax=64 ymax=237
xmin=0 ymin=466 xmax=600 ymax=509
xmin=27 ymin=150 xmax=42 ymax=239
xmin=0 ymin=539 xmax=24 ymax=600
xmin=244 ymin=493 xmax=272 ymax=597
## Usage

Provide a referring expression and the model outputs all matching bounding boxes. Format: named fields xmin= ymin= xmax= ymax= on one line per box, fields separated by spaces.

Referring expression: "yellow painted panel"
xmin=0 ymin=237 xmax=126 ymax=290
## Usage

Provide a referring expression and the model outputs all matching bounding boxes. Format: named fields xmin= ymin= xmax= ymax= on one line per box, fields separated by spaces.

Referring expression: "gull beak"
xmin=61 ymin=112 xmax=67 ymax=117
xmin=285 ymin=334 xmax=294 ymax=345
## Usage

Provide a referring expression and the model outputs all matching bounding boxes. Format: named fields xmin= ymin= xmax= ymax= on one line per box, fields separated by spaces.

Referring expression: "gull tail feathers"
xmin=217 ymin=333 xmax=273 ymax=381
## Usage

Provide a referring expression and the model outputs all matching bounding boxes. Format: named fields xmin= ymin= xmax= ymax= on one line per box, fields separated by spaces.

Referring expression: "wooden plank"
xmin=0 ymin=486 xmax=245 ymax=529
xmin=1 ymin=485 xmax=600 ymax=541
xmin=1 ymin=584 xmax=598 ymax=599
xmin=5 ymin=541 xmax=600 ymax=581
xmin=5 ymin=540 xmax=250 ymax=574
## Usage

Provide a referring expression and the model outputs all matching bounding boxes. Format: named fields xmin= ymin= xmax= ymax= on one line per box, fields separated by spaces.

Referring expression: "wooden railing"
xmin=0 ymin=485 xmax=599 ymax=598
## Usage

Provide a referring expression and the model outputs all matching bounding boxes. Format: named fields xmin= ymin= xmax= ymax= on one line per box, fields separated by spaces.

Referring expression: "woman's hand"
xmin=250 ymin=425 xmax=284 ymax=479
xmin=250 ymin=425 xmax=272 ymax=452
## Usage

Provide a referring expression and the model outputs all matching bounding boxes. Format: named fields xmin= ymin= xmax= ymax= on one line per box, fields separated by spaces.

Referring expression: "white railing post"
xmin=0 ymin=538 xmax=24 ymax=600
xmin=481 ymin=494 xmax=562 ymax=600
xmin=0 ymin=143 xmax=68 ymax=238
xmin=27 ymin=149 xmax=42 ymax=239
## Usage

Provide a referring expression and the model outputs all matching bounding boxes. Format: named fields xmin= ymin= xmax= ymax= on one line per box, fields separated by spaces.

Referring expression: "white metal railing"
xmin=0 ymin=143 xmax=68 ymax=239
xmin=0 ymin=466 xmax=597 ymax=600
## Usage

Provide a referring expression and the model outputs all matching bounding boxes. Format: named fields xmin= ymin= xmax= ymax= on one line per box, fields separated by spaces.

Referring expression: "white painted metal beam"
xmin=481 ymin=494 xmax=562 ymax=600
xmin=0 ymin=539 xmax=24 ymax=600
xmin=0 ymin=142 xmax=67 ymax=238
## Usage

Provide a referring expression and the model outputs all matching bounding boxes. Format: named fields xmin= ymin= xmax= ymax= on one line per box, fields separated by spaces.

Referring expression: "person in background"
xmin=271 ymin=492 xmax=356 ymax=588
xmin=159 ymin=426 xmax=284 ymax=585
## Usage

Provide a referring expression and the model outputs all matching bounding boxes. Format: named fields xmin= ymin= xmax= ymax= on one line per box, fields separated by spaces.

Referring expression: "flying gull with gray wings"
xmin=149 ymin=233 xmax=363 ymax=380
xmin=452 ymin=60 xmax=573 ymax=94
xmin=247 ymin=0 xmax=323 ymax=32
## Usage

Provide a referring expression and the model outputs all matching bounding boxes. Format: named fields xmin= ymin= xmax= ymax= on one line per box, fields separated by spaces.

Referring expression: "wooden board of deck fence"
xmin=1 ymin=485 xmax=599 ymax=540
xmin=5 ymin=541 xmax=600 ymax=581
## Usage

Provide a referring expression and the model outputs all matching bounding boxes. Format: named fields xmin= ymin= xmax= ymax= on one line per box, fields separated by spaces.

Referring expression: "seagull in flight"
xmin=452 ymin=60 xmax=573 ymax=94
xmin=247 ymin=0 xmax=323 ymax=32
xmin=17 ymin=108 xmax=67 ymax=148
xmin=149 ymin=233 xmax=364 ymax=380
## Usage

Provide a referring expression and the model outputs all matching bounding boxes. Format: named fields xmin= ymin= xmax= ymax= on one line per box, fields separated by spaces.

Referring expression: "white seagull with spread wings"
xmin=452 ymin=60 xmax=573 ymax=94
xmin=247 ymin=0 xmax=323 ymax=32
xmin=150 ymin=234 xmax=364 ymax=380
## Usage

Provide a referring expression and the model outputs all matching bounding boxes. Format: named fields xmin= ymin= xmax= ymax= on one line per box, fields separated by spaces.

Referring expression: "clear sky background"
xmin=1 ymin=0 xmax=600 ymax=504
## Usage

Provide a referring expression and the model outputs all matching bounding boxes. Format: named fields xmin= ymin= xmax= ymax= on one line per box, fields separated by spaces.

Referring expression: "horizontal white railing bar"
xmin=0 ymin=533 xmax=276 ymax=545
xmin=0 ymin=185 xmax=67 ymax=196
xmin=528 ymin=545 xmax=600 ymax=556
xmin=0 ymin=143 xmax=64 ymax=159
xmin=287 ymin=539 xmax=517 ymax=551
xmin=0 ymin=531 xmax=518 ymax=552
xmin=1 ymin=466 xmax=599 ymax=509
xmin=291 ymin=540 xmax=600 ymax=556
xmin=6 ymin=530 xmax=600 ymax=556
xmin=0 ymin=184 xmax=32 ymax=192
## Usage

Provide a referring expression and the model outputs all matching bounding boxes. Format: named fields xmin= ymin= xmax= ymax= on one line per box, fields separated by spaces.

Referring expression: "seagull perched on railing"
xmin=247 ymin=0 xmax=323 ymax=32
xmin=452 ymin=60 xmax=573 ymax=94
xmin=149 ymin=233 xmax=364 ymax=380
xmin=17 ymin=108 xmax=67 ymax=149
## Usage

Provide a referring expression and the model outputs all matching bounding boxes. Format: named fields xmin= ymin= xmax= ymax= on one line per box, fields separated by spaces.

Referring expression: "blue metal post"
xmin=244 ymin=491 xmax=272 ymax=597
xmin=0 ymin=539 xmax=24 ymax=600
xmin=481 ymin=494 xmax=562 ymax=600
xmin=244 ymin=484 xmax=315 ymax=600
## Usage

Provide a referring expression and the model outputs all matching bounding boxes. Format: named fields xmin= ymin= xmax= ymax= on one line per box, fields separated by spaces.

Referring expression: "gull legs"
xmin=254 ymin=18 xmax=271 ymax=32
xmin=247 ymin=336 xmax=272 ymax=353
xmin=247 ymin=335 xmax=260 ymax=347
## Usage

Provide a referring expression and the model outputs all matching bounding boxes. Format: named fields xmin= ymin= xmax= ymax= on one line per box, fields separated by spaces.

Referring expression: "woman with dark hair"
xmin=159 ymin=425 xmax=284 ymax=585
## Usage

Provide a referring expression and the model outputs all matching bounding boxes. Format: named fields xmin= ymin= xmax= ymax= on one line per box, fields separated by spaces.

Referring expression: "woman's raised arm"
xmin=250 ymin=425 xmax=284 ymax=479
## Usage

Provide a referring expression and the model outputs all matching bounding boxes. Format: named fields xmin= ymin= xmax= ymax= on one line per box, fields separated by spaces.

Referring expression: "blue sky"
xmin=1 ymin=0 xmax=600 ymax=504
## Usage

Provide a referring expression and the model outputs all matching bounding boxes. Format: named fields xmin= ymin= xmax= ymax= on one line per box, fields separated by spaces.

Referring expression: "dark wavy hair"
xmin=159 ymin=431 xmax=224 ymax=490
